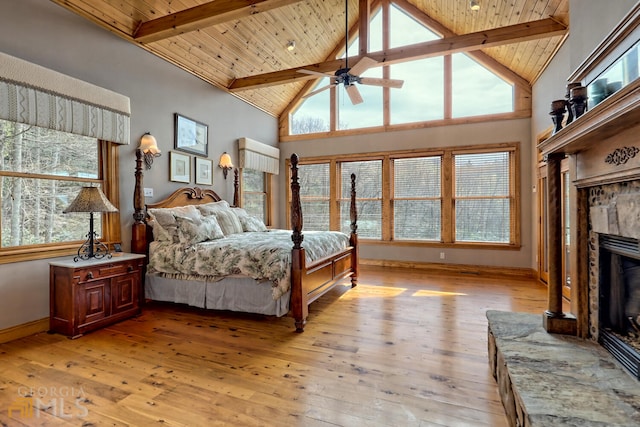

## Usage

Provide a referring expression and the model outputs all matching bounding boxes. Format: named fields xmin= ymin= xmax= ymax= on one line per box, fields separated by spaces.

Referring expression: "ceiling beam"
xmin=134 ymin=0 xmax=305 ymax=44
xmin=229 ymin=17 xmax=567 ymax=91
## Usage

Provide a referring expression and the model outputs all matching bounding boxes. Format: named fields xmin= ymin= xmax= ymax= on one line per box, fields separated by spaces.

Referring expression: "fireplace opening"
xmin=599 ymin=234 xmax=640 ymax=379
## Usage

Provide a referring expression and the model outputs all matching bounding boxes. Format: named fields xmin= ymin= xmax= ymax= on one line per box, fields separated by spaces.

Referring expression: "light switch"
xmin=143 ymin=188 xmax=153 ymax=197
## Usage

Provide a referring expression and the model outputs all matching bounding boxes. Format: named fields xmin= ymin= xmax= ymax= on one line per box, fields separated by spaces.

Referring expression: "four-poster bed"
xmin=131 ymin=152 xmax=359 ymax=331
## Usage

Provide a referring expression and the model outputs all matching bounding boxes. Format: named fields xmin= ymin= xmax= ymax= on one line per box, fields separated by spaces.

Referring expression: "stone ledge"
xmin=487 ymin=310 xmax=640 ymax=427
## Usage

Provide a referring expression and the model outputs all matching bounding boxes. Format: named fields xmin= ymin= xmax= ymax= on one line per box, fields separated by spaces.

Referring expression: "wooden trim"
xmin=360 ymin=258 xmax=535 ymax=279
xmin=280 ymin=111 xmax=530 ymax=142
xmin=232 ymin=18 xmax=565 ymax=91
xmin=0 ymin=318 xmax=48 ymax=344
xmin=133 ymin=0 xmax=306 ymax=43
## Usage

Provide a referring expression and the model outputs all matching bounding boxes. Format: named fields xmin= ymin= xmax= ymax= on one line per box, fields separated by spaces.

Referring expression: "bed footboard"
xmin=289 ymin=153 xmax=358 ymax=332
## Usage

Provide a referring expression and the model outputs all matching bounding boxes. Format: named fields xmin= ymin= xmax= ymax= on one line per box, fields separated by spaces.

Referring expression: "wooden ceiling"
xmin=51 ymin=0 xmax=569 ymax=117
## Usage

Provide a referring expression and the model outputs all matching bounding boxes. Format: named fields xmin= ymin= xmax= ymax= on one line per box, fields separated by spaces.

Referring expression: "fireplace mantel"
xmin=537 ymin=78 xmax=640 ymax=158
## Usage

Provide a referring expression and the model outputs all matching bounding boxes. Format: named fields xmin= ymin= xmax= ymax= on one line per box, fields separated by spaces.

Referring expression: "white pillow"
xmin=175 ymin=215 xmax=224 ymax=244
xmin=197 ymin=200 xmax=231 ymax=216
xmin=147 ymin=205 xmax=201 ymax=242
xmin=240 ymin=215 xmax=268 ymax=232
xmin=213 ymin=209 xmax=244 ymax=236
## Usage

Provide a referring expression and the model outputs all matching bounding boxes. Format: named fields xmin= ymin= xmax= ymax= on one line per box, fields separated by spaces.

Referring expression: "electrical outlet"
xmin=143 ymin=187 xmax=153 ymax=197
xmin=440 ymin=252 xmax=445 ymax=259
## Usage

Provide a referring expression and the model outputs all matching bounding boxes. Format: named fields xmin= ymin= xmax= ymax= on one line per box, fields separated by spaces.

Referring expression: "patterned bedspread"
xmin=147 ymin=230 xmax=350 ymax=299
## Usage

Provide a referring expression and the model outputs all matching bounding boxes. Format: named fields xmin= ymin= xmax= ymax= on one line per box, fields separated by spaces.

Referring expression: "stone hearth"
xmin=487 ymin=310 xmax=640 ymax=427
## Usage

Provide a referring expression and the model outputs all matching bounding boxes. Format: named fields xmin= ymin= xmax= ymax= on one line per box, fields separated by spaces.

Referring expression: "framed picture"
xmin=174 ymin=113 xmax=208 ymax=156
xmin=170 ymin=151 xmax=191 ymax=183
xmin=195 ymin=157 xmax=213 ymax=186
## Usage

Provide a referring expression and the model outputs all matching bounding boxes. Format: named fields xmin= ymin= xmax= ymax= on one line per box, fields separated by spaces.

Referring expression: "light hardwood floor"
xmin=0 ymin=266 xmax=548 ymax=426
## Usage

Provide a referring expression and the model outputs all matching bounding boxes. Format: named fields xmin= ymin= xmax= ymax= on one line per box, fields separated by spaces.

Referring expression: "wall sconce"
xmin=138 ymin=132 xmax=161 ymax=169
xmin=286 ymin=40 xmax=296 ymax=51
xmin=63 ymin=186 xmax=119 ymax=261
xmin=219 ymin=152 xmax=234 ymax=179
xmin=470 ymin=0 xmax=480 ymax=11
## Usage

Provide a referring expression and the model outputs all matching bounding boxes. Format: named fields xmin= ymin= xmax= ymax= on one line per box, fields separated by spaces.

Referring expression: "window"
xmin=340 ymin=160 xmax=382 ymax=238
xmin=288 ymin=144 xmax=519 ymax=248
xmin=289 ymin=2 xmax=516 ymax=136
xmin=454 ymin=152 xmax=511 ymax=243
xmin=297 ymin=162 xmax=330 ymax=231
xmin=0 ymin=119 xmax=119 ymax=262
xmin=393 ymin=156 xmax=441 ymax=240
xmin=241 ymin=169 xmax=270 ymax=224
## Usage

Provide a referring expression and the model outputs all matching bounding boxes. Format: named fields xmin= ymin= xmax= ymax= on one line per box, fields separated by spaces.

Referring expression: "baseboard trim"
xmin=360 ymin=259 xmax=535 ymax=279
xmin=0 ymin=318 xmax=49 ymax=344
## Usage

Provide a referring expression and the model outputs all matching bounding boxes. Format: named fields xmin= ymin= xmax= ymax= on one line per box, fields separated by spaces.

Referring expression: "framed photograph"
xmin=174 ymin=113 xmax=208 ymax=156
xmin=170 ymin=151 xmax=191 ymax=183
xmin=195 ymin=157 xmax=213 ymax=186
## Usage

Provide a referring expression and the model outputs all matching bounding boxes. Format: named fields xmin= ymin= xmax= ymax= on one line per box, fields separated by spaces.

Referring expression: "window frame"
xmin=286 ymin=142 xmax=520 ymax=250
xmin=281 ymin=1 xmax=528 ymax=141
xmin=0 ymin=137 xmax=121 ymax=264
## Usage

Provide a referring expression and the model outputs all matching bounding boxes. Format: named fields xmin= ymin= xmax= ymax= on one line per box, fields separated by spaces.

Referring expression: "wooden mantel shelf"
xmin=537 ymin=78 xmax=640 ymax=157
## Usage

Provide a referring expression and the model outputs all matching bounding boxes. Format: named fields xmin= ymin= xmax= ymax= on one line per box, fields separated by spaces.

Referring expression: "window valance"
xmin=238 ymin=137 xmax=280 ymax=175
xmin=0 ymin=52 xmax=130 ymax=145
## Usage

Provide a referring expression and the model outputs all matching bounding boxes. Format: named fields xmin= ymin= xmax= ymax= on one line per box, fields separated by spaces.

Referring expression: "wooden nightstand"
xmin=49 ymin=253 xmax=145 ymax=338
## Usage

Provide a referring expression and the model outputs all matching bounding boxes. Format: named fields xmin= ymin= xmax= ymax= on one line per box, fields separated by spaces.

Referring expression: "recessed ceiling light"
xmin=470 ymin=0 xmax=480 ymax=11
xmin=286 ymin=40 xmax=296 ymax=51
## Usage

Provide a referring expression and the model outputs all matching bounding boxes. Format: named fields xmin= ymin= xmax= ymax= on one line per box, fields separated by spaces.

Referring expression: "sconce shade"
xmin=219 ymin=152 xmax=233 ymax=169
xmin=138 ymin=132 xmax=161 ymax=154
xmin=64 ymin=186 xmax=118 ymax=214
xmin=138 ymin=132 xmax=161 ymax=169
xmin=219 ymin=152 xmax=234 ymax=179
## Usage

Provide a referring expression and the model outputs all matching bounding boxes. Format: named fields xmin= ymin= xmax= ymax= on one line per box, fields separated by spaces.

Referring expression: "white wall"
xmin=280 ymin=118 xmax=534 ymax=268
xmin=530 ymin=0 xmax=638 ymax=268
xmin=0 ymin=0 xmax=278 ymax=329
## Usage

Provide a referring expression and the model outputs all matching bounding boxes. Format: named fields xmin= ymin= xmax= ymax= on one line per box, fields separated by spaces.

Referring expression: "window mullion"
xmin=330 ymin=160 xmax=339 ymax=230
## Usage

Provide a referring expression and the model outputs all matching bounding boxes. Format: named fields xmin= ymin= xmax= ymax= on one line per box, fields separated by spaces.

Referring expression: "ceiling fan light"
xmin=470 ymin=0 xmax=480 ymax=11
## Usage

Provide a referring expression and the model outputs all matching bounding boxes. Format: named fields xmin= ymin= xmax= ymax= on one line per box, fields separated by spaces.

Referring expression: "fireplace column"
xmin=543 ymin=153 xmax=577 ymax=334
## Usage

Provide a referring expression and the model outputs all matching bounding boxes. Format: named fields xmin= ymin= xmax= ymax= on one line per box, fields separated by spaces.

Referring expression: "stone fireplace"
xmin=589 ymin=182 xmax=640 ymax=379
xmin=536 ymin=3 xmax=640 ymax=376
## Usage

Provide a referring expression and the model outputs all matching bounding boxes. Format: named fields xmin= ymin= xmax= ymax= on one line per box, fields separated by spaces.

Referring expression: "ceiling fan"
xmin=297 ymin=1 xmax=404 ymax=105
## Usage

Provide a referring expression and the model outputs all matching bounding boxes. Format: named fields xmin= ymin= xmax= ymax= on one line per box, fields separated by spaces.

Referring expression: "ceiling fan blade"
xmin=360 ymin=77 xmax=405 ymax=89
xmin=349 ymin=56 xmax=378 ymax=76
xmin=297 ymin=69 xmax=334 ymax=78
xmin=303 ymin=84 xmax=333 ymax=98
xmin=345 ymin=84 xmax=363 ymax=105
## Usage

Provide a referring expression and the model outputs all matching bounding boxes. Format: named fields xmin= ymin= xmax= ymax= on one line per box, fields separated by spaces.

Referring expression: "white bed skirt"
xmin=145 ymin=273 xmax=290 ymax=317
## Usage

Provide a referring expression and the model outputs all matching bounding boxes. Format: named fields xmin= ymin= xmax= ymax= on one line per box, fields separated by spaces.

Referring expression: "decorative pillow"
xmin=197 ymin=200 xmax=231 ymax=216
xmin=175 ymin=215 xmax=224 ymax=244
xmin=213 ymin=209 xmax=244 ymax=236
xmin=147 ymin=205 xmax=201 ymax=242
xmin=239 ymin=215 xmax=268 ymax=232
xmin=231 ymin=207 xmax=249 ymax=218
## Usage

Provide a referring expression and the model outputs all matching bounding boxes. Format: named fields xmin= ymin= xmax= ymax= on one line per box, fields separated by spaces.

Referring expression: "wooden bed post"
xmin=290 ymin=153 xmax=308 ymax=332
xmin=131 ymin=149 xmax=147 ymax=254
xmin=350 ymin=173 xmax=359 ymax=288
xmin=233 ymin=168 xmax=239 ymax=207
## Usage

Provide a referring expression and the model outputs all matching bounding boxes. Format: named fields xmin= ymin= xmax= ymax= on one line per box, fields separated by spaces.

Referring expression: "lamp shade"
xmin=219 ymin=152 xmax=233 ymax=169
xmin=138 ymin=132 xmax=161 ymax=155
xmin=63 ymin=187 xmax=118 ymax=214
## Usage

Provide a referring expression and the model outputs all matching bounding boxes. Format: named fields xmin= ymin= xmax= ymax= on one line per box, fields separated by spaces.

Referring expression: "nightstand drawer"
xmin=76 ymin=259 xmax=139 ymax=281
